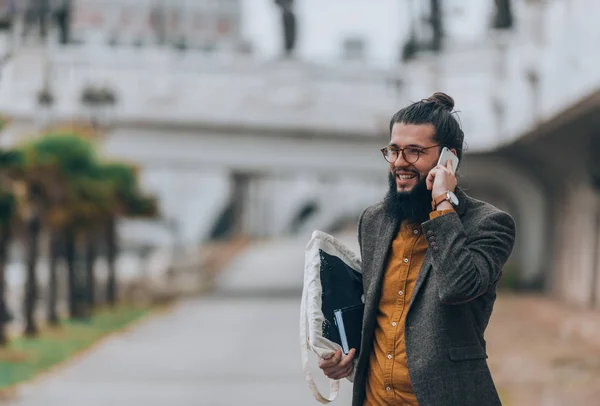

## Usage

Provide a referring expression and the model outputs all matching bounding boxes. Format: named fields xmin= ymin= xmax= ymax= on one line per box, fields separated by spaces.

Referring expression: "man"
xmin=318 ymin=92 xmax=516 ymax=405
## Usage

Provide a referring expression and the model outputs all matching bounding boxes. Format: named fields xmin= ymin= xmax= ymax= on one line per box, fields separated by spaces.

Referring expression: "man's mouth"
xmin=396 ymin=172 xmax=418 ymax=181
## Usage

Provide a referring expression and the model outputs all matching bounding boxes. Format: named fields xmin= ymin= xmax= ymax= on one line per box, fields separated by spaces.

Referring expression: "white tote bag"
xmin=300 ymin=231 xmax=363 ymax=403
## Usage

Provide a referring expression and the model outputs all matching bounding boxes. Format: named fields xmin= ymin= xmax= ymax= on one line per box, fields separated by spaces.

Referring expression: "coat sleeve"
xmin=421 ymin=210 xmax=516 ymax=305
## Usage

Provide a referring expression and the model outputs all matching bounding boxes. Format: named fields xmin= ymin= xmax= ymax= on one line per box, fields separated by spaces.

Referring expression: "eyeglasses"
xmin=380 ymin=144 xmax=440 ymax=164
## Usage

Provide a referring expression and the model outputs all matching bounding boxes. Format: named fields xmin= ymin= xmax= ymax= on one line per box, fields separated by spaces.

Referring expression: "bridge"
xmin=0 ymin=0 xmax=598 ymax=309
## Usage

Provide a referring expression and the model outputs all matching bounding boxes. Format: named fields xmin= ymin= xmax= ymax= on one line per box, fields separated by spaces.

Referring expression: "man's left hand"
xmin=426 ymin=159 xmax=457 ymax=198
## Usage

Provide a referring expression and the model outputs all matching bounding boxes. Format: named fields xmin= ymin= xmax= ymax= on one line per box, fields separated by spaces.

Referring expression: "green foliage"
xmin=0 ymin=149 xmax=21 ymax=225
xmin=0 ymin=131 xmax=159 ymax=228
xmin=0 ymin=190 xmax=15 ymax=225
xmin=0 ymin=150 xmax=23 ymax=168
xmin=99 ymin=162 xmax=137 ymax=205
xmin=0 ymin=306 xmax=151 ymax=390
xmin=24 ymin=133 xmax=99 ymax=179
xmin=100 ymin=162 xmax=159 ymax=218
xmin=127 ymin=194 xmax=159 ymax=218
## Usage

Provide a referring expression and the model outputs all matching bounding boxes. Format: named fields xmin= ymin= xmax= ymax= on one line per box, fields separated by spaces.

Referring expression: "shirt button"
xmin=403 ymin=258 xmax=409 ymax=263
xmin=391 ymin=322 xmax=397 ymax=327
xmin=399 ymin=290 xmax=404 ymax=296
xmin=387 ymin=354 xmax=392 ymax=359
xmin=386 ymin=386 xmax=391 ymax=391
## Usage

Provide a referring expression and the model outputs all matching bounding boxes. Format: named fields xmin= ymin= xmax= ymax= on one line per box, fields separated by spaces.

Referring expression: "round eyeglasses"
xmin=380 ymin=145 xmax=440 ymax=164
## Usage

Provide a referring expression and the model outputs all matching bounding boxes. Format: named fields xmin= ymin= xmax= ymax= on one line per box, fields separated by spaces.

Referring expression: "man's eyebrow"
xmin=388 ymin=143 xmax=426 ymax=148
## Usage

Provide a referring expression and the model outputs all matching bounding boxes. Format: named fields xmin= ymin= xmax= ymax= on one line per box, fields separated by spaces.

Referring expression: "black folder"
xmin=333 ymin=303 xmax=364 ymax=356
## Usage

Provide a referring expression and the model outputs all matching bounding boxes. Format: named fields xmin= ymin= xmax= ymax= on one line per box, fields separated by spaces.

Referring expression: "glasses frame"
xmin=380 ymin=144 xmax=441 ymax=164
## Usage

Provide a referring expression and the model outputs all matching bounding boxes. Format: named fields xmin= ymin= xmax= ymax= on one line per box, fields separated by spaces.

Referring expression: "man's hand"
xmin=427 ymin=159 xmax=457 ymax=198
xmin=318 ymin=349 xmax=356 ymax=380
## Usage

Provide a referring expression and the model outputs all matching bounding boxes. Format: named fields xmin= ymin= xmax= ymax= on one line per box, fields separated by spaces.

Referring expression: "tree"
xmin=0 ymin=185 xmax=15 ymax=345
xmin=9 ymin=143 xmax=63 ymax=336
xmin=28 ymin=132 xmax=111 ymax=319
xmin=0 ymin=139 xmax=21 ymax=344
xmin=99 ymin=163 xmax=158 ymax=306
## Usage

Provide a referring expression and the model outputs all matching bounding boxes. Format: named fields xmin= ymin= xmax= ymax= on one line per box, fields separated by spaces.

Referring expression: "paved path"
xmin=5 ymin=230 xmax=600 ymax=406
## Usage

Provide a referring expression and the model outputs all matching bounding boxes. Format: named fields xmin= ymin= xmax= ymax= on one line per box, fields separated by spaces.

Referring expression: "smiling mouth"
xmin=396 ymin=172 xmax=418 ymax=181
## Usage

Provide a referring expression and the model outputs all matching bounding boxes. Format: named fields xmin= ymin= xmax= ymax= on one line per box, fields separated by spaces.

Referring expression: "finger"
xmin=326 ymin=349 xmax=355 ymax=377
xmin=319 ymin=350 xmax=342 ymax=369
xmin=330 ymin=364 xmax=354 ymax=380
xmin=426 ymin=169 xmax=437 ymax=190
xmin=446 ymin=159 xmax=454 ymax=174
xmin=339 ymin=349 xmax=356 ymax=368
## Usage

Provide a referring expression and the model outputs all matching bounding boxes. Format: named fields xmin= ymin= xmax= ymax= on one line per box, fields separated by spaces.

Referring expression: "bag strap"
xmin=300 ymin=284 xmax=339 ymax=403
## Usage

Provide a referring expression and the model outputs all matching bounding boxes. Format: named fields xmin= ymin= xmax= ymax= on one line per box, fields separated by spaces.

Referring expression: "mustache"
xmin=393 ymin=168 xmax=420 ymax=175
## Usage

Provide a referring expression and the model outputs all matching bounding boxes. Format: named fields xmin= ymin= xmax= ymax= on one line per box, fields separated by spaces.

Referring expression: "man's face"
xmin=388 ymin=123 xmax=441 ymax=194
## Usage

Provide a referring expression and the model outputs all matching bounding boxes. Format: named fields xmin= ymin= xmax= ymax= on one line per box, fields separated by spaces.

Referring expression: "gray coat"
xmin=353 ymin=188 xmax=516 ymax=406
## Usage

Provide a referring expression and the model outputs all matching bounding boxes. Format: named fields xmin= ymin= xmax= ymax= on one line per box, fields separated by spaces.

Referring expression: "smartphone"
xmin=437 ymin=147 xmax=459 ymax=173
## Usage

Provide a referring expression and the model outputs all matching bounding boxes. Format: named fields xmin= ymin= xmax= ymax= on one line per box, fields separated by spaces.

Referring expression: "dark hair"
xmin=389 ymin=92 xmax=465 ymax=162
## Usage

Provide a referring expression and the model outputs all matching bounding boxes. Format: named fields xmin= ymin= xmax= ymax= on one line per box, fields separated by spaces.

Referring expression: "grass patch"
xmin=0 ymin=306 xmax=152 ymax=391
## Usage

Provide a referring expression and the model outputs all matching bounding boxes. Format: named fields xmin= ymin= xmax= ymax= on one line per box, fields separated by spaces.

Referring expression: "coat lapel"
xmin=407 ymin=253 xmax=432 ymax=313
xmin=363 ymin=214 xmax=399 ymax=334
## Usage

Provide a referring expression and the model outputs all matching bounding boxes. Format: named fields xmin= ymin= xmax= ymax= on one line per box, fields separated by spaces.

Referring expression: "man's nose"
xmin=393 ymin=151 xmax=409 ymax=167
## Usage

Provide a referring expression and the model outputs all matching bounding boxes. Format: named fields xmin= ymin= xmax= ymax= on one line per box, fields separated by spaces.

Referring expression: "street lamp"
xmin=79 ymin=85 xmax=118 ymax=134
xmin=36 ymin=86 xmax=54 ymax=129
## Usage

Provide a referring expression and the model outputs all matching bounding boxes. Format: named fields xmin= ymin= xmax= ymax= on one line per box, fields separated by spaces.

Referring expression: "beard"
xmin=384 ymin=172 xmax=432 ymax=224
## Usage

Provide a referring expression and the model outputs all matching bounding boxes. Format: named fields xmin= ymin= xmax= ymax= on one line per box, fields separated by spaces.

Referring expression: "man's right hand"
xmin=318 ymin=348 xmax=356 ymax=380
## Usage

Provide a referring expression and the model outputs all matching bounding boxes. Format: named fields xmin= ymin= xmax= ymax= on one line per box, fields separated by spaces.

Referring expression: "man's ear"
xmin=451 ymin=148 xmax=458 ymax=157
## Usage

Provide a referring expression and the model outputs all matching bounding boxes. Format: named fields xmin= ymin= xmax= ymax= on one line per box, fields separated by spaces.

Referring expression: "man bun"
xmin=427 ymin=92 xmax=454 ymax=112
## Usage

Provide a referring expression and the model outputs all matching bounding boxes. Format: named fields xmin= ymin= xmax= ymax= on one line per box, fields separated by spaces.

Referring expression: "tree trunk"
xmin=24 ymin=217 xmax=41 ymax=336
xmin=85 ymin=234 xmax=97 ymax=310
xmin=47 ymin=230 xmax=61 ymax=326
xmin=106 ymin=217 xmax=117 ymax=307
xmin=0 ymin=222 xmax=11 ymax=346
xmin=65 ymin=227 xmax=80 ymax=319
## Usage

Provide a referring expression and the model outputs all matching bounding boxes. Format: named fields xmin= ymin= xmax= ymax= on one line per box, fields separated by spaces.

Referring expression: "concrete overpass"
xmin=0 ymin=0 xmax=598 ymax=308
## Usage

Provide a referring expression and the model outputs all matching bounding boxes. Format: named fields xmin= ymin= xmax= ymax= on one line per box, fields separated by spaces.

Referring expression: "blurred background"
xmin=0 ymin=0 xmax=598 ymax=405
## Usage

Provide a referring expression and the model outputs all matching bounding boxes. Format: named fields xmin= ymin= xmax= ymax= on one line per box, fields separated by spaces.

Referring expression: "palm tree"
xmin=28 ymin=132 xmax=109 ymax=319
xmin=100 ymin=163 xmax=158 ymax=307
xmin=9 ymin=147 xmax=59 ymax=336
xmin=0 ymin=187 xmax=15 ymax=345
xmin=0 ymin=147 xmax=23 ymax=344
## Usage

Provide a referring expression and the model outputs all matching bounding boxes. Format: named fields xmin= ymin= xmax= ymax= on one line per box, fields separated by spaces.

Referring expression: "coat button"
xmin=427 ymin=230 xmax=433 ymax=236
xmin=433 ymin=246 xmax=439 ymax=251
